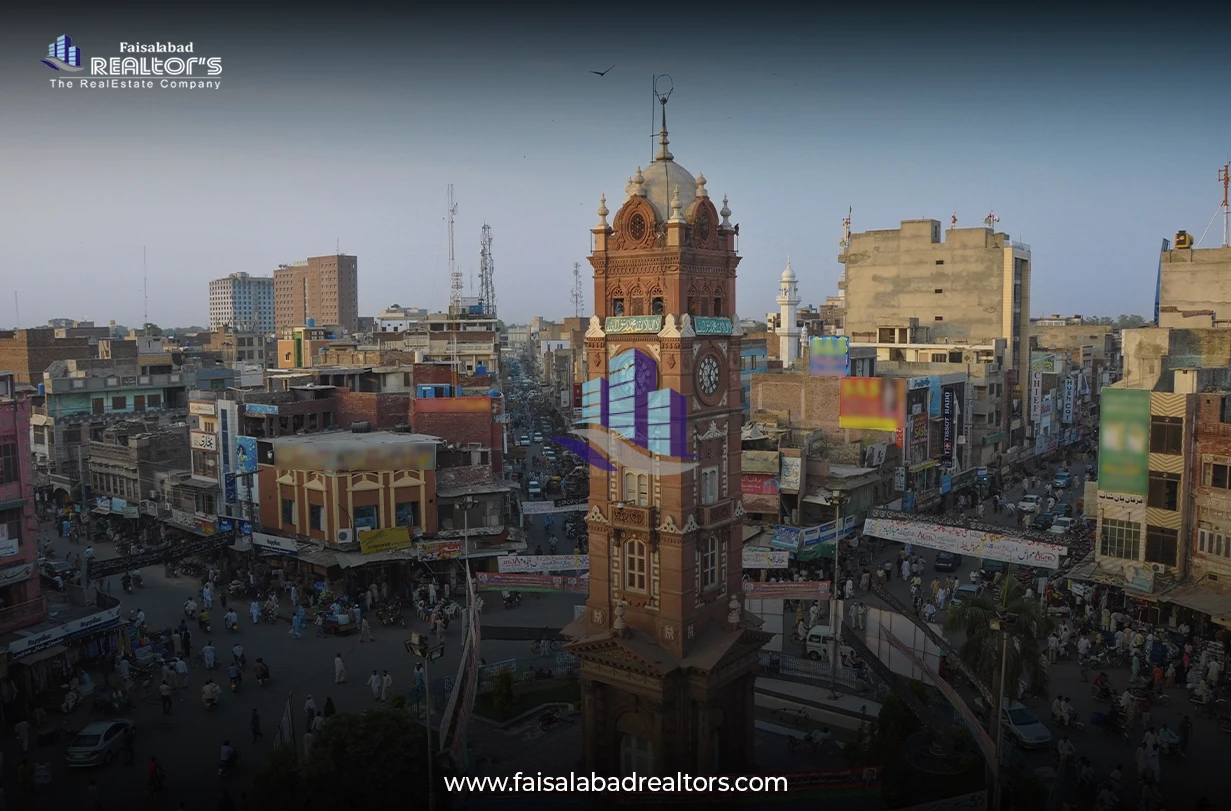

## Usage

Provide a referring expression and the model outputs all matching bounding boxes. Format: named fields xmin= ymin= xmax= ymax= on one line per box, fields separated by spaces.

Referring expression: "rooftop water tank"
xmin=306 ymin=317 xmax=316 ymax=328
xmin=487 ymin=389 xmax=500 ymax=398
xmin=37 ymin=383 xmax=45 ymax=396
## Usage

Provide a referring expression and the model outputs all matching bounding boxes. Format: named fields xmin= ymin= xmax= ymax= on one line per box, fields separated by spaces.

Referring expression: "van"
xmin=804 ymin=625 xmax=856 ymax=662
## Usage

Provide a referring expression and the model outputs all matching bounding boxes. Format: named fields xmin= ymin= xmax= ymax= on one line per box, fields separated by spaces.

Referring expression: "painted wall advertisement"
xmin=1063 ymin=378 xmax=1075 ymax=424
xmin=234 ymin=436 xmax=258 ymax=474
xmin=908 ymin=412 xmax=929 ymax=467
xmin=1098 ymin=388 xmax=1151 ymax=496
xmin=742 ymin=548 xmax=791 ymax=569
xmin=741 ymin=473 xmax=781 ymax=513
xmin=809 ymin=335 xmax=851 ymax=377
xmin=941 ymin=388 xmax=954 ymax=461
xmin=358 ymin=526 xmax=414 ymax=555
xmin=779 ymin=455 xmax=802 ymax=493
xmin=838 ymin=377 xmax=905 ymax=433
xmin=863 ymin=515 xmax=1066 ymax=569
xmin=1030 ymin=372 xmax=1043 ymax=422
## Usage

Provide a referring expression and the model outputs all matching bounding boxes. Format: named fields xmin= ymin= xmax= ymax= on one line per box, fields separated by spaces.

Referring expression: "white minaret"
xmin=777 ymin=257 xmax=801 ymax=366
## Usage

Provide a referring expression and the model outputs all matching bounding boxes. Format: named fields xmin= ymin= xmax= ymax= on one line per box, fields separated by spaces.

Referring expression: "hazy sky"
xmin=5 ymin=5 xmax=1231 ymax=330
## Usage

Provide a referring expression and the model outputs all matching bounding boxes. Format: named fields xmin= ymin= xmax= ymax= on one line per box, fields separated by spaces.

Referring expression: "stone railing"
xmin=700 ymin=501 xmax=733 ymax=527
xmin=610 ymin=504 xmax=654 ymax=531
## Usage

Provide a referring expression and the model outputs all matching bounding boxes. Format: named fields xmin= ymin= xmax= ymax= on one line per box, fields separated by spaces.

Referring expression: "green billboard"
xmin=1098 ymin=388 xmax=1151 ymax=496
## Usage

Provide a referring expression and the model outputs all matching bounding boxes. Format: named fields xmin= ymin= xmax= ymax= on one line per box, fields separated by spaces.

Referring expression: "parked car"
xmin=1052 ymin=470 xmax=1072 ymax=489
xmin=979 ymin=559 xmax=1008 ymax=576
xmin=951 ymin=583 xmax=985 ymax=606
xmin=40 ymin=559 xmax=74 ymax=584
xmin=1049 ymin=516 xmax=1076 ymax=536
xmin=1000 ymin=701 xmax=1053 ymax=749
xmin=934 ymin=552 xmax=963 ymax=572
xmin=1017 ymin=494 xmax=1042 ymax=513
xmin=804 ymin=625 xmax=856 ymax=662
xmin=1030 ymin=512 xmax=1055 ymax=531
xmin=66 ymin=719 xmax=135 ymax=767
xmin=519 ymin=434 xmax=530 ymax=446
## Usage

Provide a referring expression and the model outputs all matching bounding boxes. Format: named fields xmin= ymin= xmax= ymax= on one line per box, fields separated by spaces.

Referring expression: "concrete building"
xmin=208 ymin=272 xmax=275 ymax=334
xmin=0 ymin=372 xmax=44 ymax=635
xmin=739 ymin=339 xmax=769 ymax=421
xmin=0 ymin=327 xmax=104 ymax=386
xmin=273 ymin=254 xmax=359 ymax=334
xmin=562 ymin=109 xmax=770 ymax=777
xmin=87 ymin=423 xmax=189 ymax=509
xmin=375 ymin=305 xmax=427 ymax=333
xmin=401 ymin=311 xmax=501 ymax=376
xmin=839 ymin=217 xmax=1032 ymax=397
xmin=1157 ymin=238 xmax=1231 ymax=329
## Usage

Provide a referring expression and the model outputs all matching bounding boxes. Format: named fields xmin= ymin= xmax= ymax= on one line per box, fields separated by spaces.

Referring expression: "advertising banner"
xmin=189 ymin=401 xmax=216 ymax=416
xmin=519 ymin=498 xmax=589 ymax=516
xmin=770 ymin=524 xmax=804 ymax=550
xmin=413 ymin=540 xmax=464 ymax=561
xmin=252 ymin=532 xmax=300 ymax=556
xmin=235 ymin=436 xmax=258 ymax=473
xmin=809 ymin=336 xmax=851 ymax=377
xmin=358 ymin=526 xmax=413 ymax=555
xmin=779 ymin=456 xmax=802 ymax=493
xmin=473 ymin=572 xmax=588 ymax=595
xmin=839 ymin=377 xmax=904 ymax=432
xmin=1030 ymin=372 xmax=1043 ymax=422
xmin=908 ymin=412 xmax=929 ymax=466
xmin=741 ymin=473 xmax=781 ymax=513
xmin=497 ymin=554 xmax=589 ymax=573
xmin=741 ymin=580 xmax=831 ymax=601
xmin=1063 ymin=378 xmax=1075 ymax=424
xmin=862 ymin=517 xmax=1065 ymax=569
xmin=941 ymin=389 xmax=954 ymax=461
xmin=742 ymin=548 xmax=791 ymax=569
xmin=8 ymin=606 xmax=123 ymax=659
xmin=1098 ymin=388 xmax=1151 ymax=496
xmin=741 ymin=450 xmax=781 ymax=475
xmin=864 ymin=443 xmax=888 ymax=468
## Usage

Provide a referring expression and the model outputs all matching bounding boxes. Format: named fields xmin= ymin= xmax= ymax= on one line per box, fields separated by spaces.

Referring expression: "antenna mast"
xmin=478 ymin=224 xmax=496 ymax=318
xmin=571 ymin=262 xmax=584 ymax=318
xmin=143 ymin=245 xmax=148 ymax=332
xmin=1220 ymin=163 xmax=1230 ymax=248
xmin=447 ymin=185 xmax=461 ymax=312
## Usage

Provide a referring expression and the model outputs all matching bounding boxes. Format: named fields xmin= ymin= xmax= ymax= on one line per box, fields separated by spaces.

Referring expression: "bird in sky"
xmin=590 ymin=65 xmax=615 ymax=77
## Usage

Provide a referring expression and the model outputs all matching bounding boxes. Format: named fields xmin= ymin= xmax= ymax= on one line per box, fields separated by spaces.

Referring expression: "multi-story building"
xmin=208 ymin=272 xmax=275 ymax=334
xmin=0 ymin=327 xmax=103 ymax=386
xmin=401 ymin=310 xmax=501 ymax=376
xmin=840 ymin=218 xmax=1032 ymax=446
xmin=275 ymin=325 xmax=348 ymax=369
xmin=273 ymin=255 xmax=359 ymax=334
xmin=0 ymin=372 xmax=44 ymax=634
xmin=87 ymin=423 xmax=189 ymax=510
xmin=374 ymin=305 xmax=427 ymax=333
xmin=1157 ymin=234 xmax=1231 ymax=328
xmin=738 ymin=339 xmax=768 ymax=421
xmin=31 ymin=359 xmax=196 ymax=505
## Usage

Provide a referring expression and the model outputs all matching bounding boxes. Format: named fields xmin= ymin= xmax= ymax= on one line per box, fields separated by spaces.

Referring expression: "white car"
xmin=1017 ymin=494 xmax=1042 ymax=513
xmin=803 ymin=626 xmax=856 ymax=662
xmin=1049 ymin=517 xmax=1076 ymax=536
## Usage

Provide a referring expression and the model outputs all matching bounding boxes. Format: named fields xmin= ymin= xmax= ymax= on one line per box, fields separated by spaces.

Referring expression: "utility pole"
xmin=828 ymin=490 xmax=843 ymax=699
xmin=407 ymin=633 xmax=445 ymax=811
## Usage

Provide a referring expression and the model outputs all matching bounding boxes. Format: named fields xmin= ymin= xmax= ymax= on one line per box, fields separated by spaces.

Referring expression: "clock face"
xmin=697 ymin=355 xmax=721 ymax=397
xmin=628 ymin=213 xmax=647 ymax=241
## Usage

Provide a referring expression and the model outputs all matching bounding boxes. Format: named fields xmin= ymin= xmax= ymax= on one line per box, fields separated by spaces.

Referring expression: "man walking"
xmin=159 ymin=679 xmax=173 ymax=715
xmin=367 ymin=670 xmax=382 ymax=701
xmin=250 ymin=709 xmax=263 ymax=744
xmin=381 ymin=670 xmax=393 ymax=702
xmin=360 ymin=617 xmax=373 ymax=643
xmin=334 ymin=653 xmax=347 ymax=684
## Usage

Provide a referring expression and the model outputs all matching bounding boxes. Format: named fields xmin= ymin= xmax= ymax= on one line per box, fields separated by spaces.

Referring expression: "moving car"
xmin=1017 ymin=494 xmax=1042 ymax=513
xmin=979 ymin=559 xmax=1008 ymax=576
xmin=1052 ymin=470 xmax=1072 ymax=489
xmin=1000 ymin=701 xmax=1052 ymax=749
xmin=1030 ymin=512 xmax=1054 ymax=531
xmin=40 ymin=559 xmax=74 ymax=584
xmin=519 ymin=434 xmax=530 ymax=446
xmin=1049 ymin=516 xmax=1076 ymax=536
xmin=934 ymin=552 xmax=963 ymax=572
xmin=950 ymin=583 xmax=985 ymax=606
xmin=65 ymin=719 xmax=135 ymax=767
xmin=527 ymin=480 xmax=543 ymax=498
xmin=532 ymin=432 xmax=543 ymax=443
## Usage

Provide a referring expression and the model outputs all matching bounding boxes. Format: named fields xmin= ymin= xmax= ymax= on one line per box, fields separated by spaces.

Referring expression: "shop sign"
xmin=741 ymin=580 xmax=831 ymax=601
xmin=189 ymin=401 xmax=216 ymax=416
xmin=412 ymin=540 xmax=463 ymax=561
xmin=0 ymin=563 xmax=34 ymax=586
xmin=1126 ymin=565 xmax=1155 ymax=593
xmin=358 ymin=526 xmax=413 ymax=555
xmin=741 ymin=548 xmax=790 ymax=569
xmin=245 ymin=403 xmax=279 ymax=415
xmin=498 ymin=554 xmax=588 ymax=573
xmin=96 ymin=498 xmax=112 ymax=514
xmin=8 ymin=606 xmax=123 ymax=658
xmin=770 ymin=524 xmax=803 ymax=550
xmin=171 ymin=508 xmax=193 ymax=527
xmin=252 ymin=532 xmax=299 ymax=556
xmin=190 ymin=431 xmax=218 ymax=451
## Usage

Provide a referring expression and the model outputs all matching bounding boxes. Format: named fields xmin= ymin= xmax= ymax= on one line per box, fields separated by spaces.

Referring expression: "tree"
xmin=251 ymin=708 xmax=441 ymax=811
xmin=491 ymin=668 xmax=515 ymax=717
xmin=142 ymin=322 xmax=164 ymax=337
xmin=1113 ymin=313 xmax=1148 ymax=329
xmin=943 ymin=576 xmax=1055 ymax=700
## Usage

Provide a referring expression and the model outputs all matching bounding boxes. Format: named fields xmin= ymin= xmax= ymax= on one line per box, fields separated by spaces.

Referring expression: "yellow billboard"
xmin=838 ymin=377 xmax=905 ymax=433
xmin=358 ymin=526 xmax=413 ymax=555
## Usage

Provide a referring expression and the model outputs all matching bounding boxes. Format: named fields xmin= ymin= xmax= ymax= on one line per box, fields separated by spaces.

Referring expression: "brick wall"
xmin=437 ymin=464 xmax=495 ymax=489
xmin=0 ymin=329 xmax=96 ymax=385
xmin=334 ymin=390 xmax=412 ymax=430
xmin=1193 ymin=394 xmax=1231 ymax=580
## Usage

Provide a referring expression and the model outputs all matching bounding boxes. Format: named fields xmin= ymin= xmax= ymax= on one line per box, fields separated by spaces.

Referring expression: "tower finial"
xmin=596 ymin=193 xmax=610 ymax=228
xmin=719 ymin=195 xmax=732 ymax=229
xmin=668 ymin=186 xmax=685 ymax=223
xmin=653 ymin=74 xmax=674 ymax=162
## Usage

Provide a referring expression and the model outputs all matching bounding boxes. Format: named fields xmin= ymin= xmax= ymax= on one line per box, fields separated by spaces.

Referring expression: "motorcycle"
xmin=218 ymin=749 xmax=241 ymax=777
xmin=204 ymin=697 xmax=219 ymax=712
xmin=198 ymin=616 xmax=212 ymax=633
xmin=539 ymin=705 xmax=562 ymax=731
xmin=224 ymin=617 xmax=241 ymax=632
xmin=502 ymin=590 xmax=521 ymax=610
xmin=121 ymin=574 xmax=133 ymax=594
xmin=132 ymin=572 xmax=144 ymax=588
xmin=229 ymin=675 xmax=241 ymax=693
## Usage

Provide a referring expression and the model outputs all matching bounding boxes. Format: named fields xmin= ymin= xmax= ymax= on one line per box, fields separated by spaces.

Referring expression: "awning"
xmin=795 ymin=542 xmax=835 ymax=562
xmin=0 ymin=498 xmax=29 ymax=511
xmin=801 ymin=493 xmax=833 ymax=507
xmin=15 ymin=644 xmax=68 ymax=665
xmin=1159 ymin=581 xmax=1231 ymax=623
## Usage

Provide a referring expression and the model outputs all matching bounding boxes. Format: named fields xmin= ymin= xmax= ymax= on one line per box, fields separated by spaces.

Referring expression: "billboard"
xmin=1098 ymin=388 xmax=1151 ymax=496
xmin=779 ymin=456 xmax=802 ymax=492
xmin=1030 ymin=372 xmax=1043 ymax=422
xmin=809 ymin=336 xmax=850 ymax=377
xmin=234 ymin=436 xmax=258 ymax=474
xmin=358 ymin=526 xmax=414 ymax=555
xmin=941 ymin=388 xmax=955 ymax=461
xmin=741 ymin=474 xmax=781 ymax=513
xmin=742 ymin=548 xmax=791 ymax=569
xmin=839 ymin=377 xmax=904 ymax=433
xmin=1063 ymin=378 xmax=1075 ymax=424
xmin=862 ymin=516 xmax=1066 ymax=569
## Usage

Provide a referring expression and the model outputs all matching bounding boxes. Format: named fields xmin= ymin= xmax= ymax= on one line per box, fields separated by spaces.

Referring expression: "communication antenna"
xmin=143 ymin=245 xmax=148 ymax=331
xmin=13 ymin=292 xmax=18 ymax=329
xmin=1221 ymin=163 xmax=1230 ymax=248
xmin=571 ymin=262 xmax=584 ymax=318
xmin=983 ymin=210 xmax=999 ymax=229
xmin=447 ymin=185 xmax=462 ymax=311
xmin=479 ymin=224 xmax=496 ymax=317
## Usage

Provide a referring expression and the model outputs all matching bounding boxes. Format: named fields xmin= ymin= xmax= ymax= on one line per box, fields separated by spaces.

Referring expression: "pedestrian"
xmin=14 ymin=719 xmax=30 ymax=753
xmin=175 ymin=656 xmax=189 ymax=688
xmin=367 ymin=670 xmax=381 ymax=700
xmin=160 ymin=679 xmax=173 ymax=714
xmin=303 ymin=695 xmax=318 ymax=730
xmin=18 ymin=760 xmax=33 ymax=797
xmin=290 ymin=612 xmax=303 ymax=639
xmin=182 ymin=627 xmax=192 ymax=657
xmin=172 ymin=630 xmax=184 ymax=658
xmin=250 ymin=708 xmax=263 ymax=743
xmin=360 ymin=617 xmax=373 ymax=642
xmin=303 ymin=730 xmax=315 ymax=760
xmin=334 ymin=653 xmax=347 ymax=684
xmin=323 ymin=697 xmax=336 ymax=717
xmin=315 ymin=614 xmax=326 ymax=637
xmin=203 ymin=582 xmax=213 ymax=609
xmin=381 ymin=670 xmax=392 ymax=702
xmin=203 ymin=640 xmax=217 ymax=670
xmin=250 ymin=599 xmax=260 ymax=625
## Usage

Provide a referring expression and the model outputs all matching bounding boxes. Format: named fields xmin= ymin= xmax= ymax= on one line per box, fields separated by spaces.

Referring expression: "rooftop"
xmin=269 ymin=431 xmax=440 ymax=448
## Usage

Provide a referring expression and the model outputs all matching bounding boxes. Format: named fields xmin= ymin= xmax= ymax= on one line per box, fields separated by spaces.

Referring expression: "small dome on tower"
xmin=781 ymin=257 xmax=796 ymax=282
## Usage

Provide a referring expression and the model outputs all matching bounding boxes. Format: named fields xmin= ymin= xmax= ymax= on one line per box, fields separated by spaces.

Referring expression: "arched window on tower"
xmin=622 ymin=470 xmax=649 ymax=506
xmin=625 ymin=540 xmax=647 ymax=591
xmin=687 ymin=288 xmax=698 ymax=317
xmin=612 ymin=297 xmax=625 ymax=316
xmin=651 ymin=296 xmax=664 ymax=316
xmin=712 ymin=292 xmax=723 ymax=317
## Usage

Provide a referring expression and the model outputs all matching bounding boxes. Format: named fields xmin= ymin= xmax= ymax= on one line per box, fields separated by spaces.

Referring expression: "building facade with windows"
xmin=0 ymin=372 xmax=44 ymax=634
xmin=208 ymin=272 xmax=275 ymax=334
xmin=273 ymin=255 xmax=359 ymax=334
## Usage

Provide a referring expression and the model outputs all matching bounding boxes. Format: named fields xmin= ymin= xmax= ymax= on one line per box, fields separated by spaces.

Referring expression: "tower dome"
xmin=637 ymin=110 xmax=696 ymax=222
xmin=781 ymin=257 xmax=796 ymax=283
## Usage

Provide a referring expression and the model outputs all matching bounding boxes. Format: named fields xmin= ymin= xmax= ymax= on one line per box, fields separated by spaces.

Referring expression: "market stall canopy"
xmin=1157 ymin=580 xmax=1231 ymax=625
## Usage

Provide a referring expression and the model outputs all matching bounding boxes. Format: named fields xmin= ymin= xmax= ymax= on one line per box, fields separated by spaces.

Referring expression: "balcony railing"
xmin=700 ymin=500 xmax=734 ymax=527
xmin=610 ymin=504 xmax=655 ymax=532
xmin=0 ymin=595 xmax=48 ymax=629
xmin=1198 ymin=421 xmax=1231 ymax=439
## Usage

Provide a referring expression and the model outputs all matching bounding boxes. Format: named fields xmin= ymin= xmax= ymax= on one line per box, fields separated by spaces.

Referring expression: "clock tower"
xmin=563 ymin=97 xmax=771 ymax=778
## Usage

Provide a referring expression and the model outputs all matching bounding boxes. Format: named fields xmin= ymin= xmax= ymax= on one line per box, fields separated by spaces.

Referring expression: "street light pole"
xmin=829 ymin=490 xmax=843 ymax=699
xmin=408 ymin=633 xmax=444 ymax=811
xmin=990 ymin=597 xmax=1016 ymax=811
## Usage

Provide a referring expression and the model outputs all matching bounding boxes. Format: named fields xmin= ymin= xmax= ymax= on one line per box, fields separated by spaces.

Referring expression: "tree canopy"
xmin=943 ymin=576 xmax=1055 ymax=698
xmin=251 ymin=707 xmax=448 ymax=811
xmin=1085 ymin=314 xmax=1149 ymax=329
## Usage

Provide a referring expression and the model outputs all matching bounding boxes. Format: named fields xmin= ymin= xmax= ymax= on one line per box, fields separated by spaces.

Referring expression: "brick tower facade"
xmin=563 ymin=102 xmax=771 ymax=777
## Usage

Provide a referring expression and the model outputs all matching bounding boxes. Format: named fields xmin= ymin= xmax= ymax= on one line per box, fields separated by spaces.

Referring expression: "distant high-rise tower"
xmin=209 ymin=272 xmax=275 ymax=333
xmin=776 ymin=258 xmax=801 ymax=366
xmin=273 ymin=254 xmax=359 ymax=332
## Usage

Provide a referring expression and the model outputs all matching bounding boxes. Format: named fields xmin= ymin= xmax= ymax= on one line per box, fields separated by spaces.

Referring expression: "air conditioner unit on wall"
xmin=1150 ymin=563 xmax=1165 ymax=574
xmin=337 ymin=528 xmax=354 ymax=544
